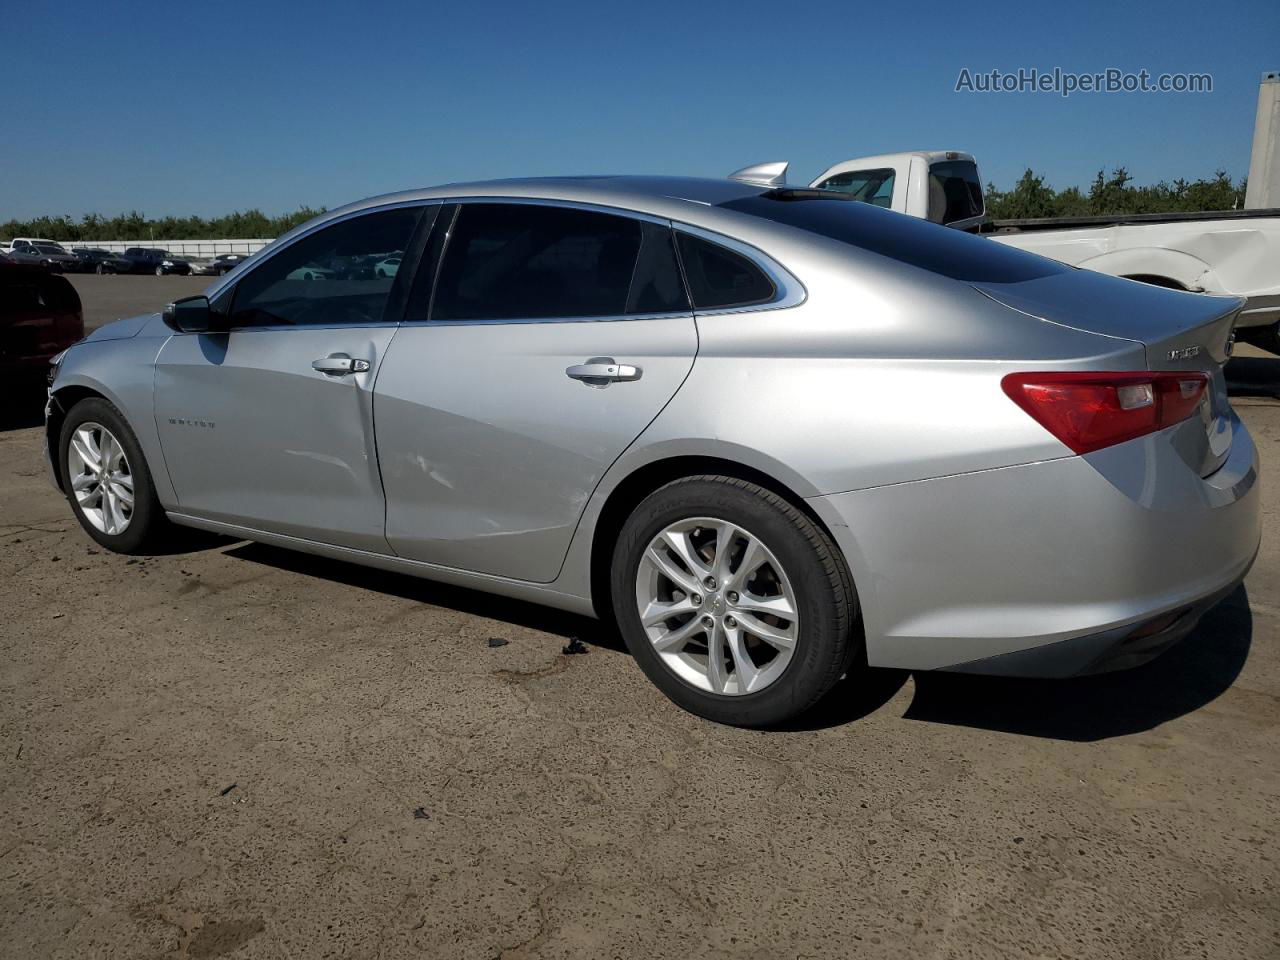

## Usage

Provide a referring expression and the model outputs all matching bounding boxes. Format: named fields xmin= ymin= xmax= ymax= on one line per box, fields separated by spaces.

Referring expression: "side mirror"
xmin=163 ymin=295 xmax=220 ymax=333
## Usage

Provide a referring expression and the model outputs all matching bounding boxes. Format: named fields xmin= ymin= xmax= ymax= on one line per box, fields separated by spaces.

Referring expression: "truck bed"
xmin=983 ymin=207 xmax=1280 ymax=233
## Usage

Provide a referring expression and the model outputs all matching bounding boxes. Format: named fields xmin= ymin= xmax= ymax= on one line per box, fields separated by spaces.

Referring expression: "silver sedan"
xmin=45 ymin=175 xmax=1260 ymax=726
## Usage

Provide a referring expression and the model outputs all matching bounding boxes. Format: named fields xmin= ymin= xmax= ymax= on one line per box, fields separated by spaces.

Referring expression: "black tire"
xmin=95 ymin=263 xmax=106 ymax=275
xmin=59 ymin=397 xmax=171 ymax=554
xmin=611 ymin=475 xmax=860 ymax=727
xmin=154 ymin=265 xmax=165 ymax=276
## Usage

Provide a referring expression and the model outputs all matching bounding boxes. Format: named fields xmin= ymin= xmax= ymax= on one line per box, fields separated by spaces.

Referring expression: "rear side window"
xmin=229 ymin=207 xmax=419 ymax=327
xmin=675 ymin=233 xmax=776 ymax=310
xmin=928 ymin=160 xmax=984 ymax=224
xmin=815 ymin=168 xmax=896 ymax=208
xmin=431 ymin=204 xmax=687 ymax=322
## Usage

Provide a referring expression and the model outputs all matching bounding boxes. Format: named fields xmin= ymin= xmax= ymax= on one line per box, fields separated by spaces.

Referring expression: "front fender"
xmin=50 ymin=336 xmax=176 ymax=507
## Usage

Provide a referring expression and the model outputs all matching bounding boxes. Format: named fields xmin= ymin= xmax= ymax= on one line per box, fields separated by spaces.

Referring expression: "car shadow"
xmin=222 ymin=541 xmax=621 ymax=651
xmin=214 ymin=541 xmax=1251 ymax=739
xmin=898 ymin=584 xmax=1252 ymax=741
xmin=1226 ymin=355 xmax=1280 ymax=397
xmin=0 ymin=383 xmax=47 ymax=432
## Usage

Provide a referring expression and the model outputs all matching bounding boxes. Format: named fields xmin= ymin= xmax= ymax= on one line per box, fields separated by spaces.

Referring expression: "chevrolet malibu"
xmin=45 ymin=175 xmax=1260 ymax=726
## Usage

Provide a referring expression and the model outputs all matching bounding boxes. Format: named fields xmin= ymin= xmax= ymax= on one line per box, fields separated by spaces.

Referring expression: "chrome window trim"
xmin=205 ymin=194 xmax=805 ymax=330
xmin=669 ymin=222 xmax=806 ymax=316
xmin=209 ymin=321 xmax=403 ymax=333
xmin=400 ymin=196 xmax=803 ymax=327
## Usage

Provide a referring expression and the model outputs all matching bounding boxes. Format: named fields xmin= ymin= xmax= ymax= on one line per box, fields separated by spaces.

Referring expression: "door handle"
xmin=566 ymin=357 xmax=642 ymax=386
xmin=312 ymin=356 xmax=371 ymax=376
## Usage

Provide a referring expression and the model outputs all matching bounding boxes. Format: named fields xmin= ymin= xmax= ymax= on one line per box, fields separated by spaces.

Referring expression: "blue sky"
xmin=2 ymin=0 xmax=1277 ymax=220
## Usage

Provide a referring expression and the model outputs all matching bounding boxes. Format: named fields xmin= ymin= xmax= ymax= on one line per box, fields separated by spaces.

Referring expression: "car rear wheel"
xmin=59 ymin=398 xmax=171 ymax=554
xmin=611 ymin=475 xmax=859 ymax=727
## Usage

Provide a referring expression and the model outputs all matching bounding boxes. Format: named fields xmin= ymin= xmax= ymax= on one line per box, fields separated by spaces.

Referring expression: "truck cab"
xmin=809 ymin=151 xmax=987 ymax=231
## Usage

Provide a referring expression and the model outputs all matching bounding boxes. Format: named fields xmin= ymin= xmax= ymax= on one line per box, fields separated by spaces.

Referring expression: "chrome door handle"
xmin=312 ymin=356 xmax=371 ymax=376
xmin=566 ymin=357 xmax=642 ymax=386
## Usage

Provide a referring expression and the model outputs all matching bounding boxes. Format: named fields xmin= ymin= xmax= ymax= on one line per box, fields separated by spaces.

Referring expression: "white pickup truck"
xmin=804 ymin=151 xmax=1280 ymax=348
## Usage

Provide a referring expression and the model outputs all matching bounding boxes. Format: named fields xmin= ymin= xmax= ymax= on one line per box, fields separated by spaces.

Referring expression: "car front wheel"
xmin=59 ymin=398 xmax=171 ymax=553
xmin=611 ymin=475 xmax=859 ymax=727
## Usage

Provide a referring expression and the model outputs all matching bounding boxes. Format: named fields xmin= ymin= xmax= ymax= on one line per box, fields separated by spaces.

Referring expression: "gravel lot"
xmin=2 ymin=277 xmax=1279 ymax=958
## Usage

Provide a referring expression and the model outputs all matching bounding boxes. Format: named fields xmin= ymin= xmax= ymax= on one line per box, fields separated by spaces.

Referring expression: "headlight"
xmin=162 ymin=260 xmax=174 ymax=266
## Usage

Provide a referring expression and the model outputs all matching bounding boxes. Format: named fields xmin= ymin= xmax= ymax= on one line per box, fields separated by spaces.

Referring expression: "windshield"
xmin=717 ymin=192 xmax=1067 ymax=284
xmin=814 ymin=168 xmax=896 ymax=208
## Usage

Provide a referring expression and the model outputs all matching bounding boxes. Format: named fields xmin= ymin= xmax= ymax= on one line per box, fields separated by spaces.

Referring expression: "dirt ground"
xmin=68 ymin=273 xmax=210 ymax=335
xmin=2 ymin=278 xmax=1279 ymax=958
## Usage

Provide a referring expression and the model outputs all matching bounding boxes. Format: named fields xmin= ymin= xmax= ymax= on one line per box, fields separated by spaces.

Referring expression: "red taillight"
xmin=1001 ymin=371 xmax=1209 ymax=455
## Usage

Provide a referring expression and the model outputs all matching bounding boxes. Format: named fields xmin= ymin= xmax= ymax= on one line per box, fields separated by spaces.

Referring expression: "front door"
xmin=154 ymin=205 xmax=424 ymax=552
xmin=375 ymin=201 xmax=698 ymax=582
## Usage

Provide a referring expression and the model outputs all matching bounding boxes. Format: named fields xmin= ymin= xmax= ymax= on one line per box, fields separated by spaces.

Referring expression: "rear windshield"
xmin=928 ymin=160 xmax=985 ymax=224
xmin=717 ymin=193 xmax=1067 ymax=284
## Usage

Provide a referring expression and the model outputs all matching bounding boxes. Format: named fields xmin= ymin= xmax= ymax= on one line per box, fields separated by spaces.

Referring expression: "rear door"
xmin=375 ymin=201 xmax=697 ymax=582
xmin=154 ymin=204 xmax=426 ymax=551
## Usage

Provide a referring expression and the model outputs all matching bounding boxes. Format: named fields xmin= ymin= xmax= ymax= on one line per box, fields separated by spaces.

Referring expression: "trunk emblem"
xmin=1167 ymin=345 xmax=1201 ymax=361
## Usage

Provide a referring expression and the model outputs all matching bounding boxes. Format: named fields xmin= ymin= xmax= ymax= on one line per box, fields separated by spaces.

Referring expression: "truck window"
xmin=928 ymin=160 xmax=984 ymax=224
xmin=814 ymin=168 xmax=896 ymax=208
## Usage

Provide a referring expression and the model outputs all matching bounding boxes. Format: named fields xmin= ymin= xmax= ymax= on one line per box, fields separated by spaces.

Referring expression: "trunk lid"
xmin=975 ymin=270 xmax=1243 ymax=477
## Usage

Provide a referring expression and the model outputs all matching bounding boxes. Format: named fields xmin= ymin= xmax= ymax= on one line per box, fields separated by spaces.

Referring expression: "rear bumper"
xmin=944 ymin=565 xmax=1250 ymax=677
xmin=810 ymin=413 xmax=1261 ymax=675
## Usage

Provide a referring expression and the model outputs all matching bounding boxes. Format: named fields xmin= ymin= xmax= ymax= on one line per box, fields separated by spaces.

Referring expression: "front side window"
xmin=816 ymin=168 xmax=896 ymax=208
xmin=229 ymin=207 xmax=419 ymax=327
xmin=675 ymin=233 xmax=776 ymax=310
xmin=430 ymin=203 xmax=687 ymax=322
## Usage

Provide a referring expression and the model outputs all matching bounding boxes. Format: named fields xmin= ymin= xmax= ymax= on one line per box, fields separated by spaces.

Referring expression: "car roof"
xmin=319 ymin=175 xmax=772 ymax=224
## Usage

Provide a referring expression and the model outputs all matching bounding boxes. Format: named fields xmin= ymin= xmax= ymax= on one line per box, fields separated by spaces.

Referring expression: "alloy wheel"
xmin=634 ymin=517 xmax=799 ymax=696
xmin=66 ymin=422 xmax=134 ymax=535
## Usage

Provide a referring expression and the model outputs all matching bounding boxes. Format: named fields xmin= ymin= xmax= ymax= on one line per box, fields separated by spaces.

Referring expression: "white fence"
xmin=66 ymin=238 xmax=274 ymax=258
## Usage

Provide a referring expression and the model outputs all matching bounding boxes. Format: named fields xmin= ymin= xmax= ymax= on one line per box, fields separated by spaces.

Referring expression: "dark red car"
xmin=0 ymin=263 xmax=84 ymax=382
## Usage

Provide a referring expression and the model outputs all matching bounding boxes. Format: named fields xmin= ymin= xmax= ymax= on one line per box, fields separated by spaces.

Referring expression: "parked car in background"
xmin=807 ymin=151 xmax=1280 ymax=350
xmin=211 ymin=253 xmax=250 ymax=275
xmin=44 ymin=176 xmax=1260 ymax=727
xmin=186 ymin=257 xmax=219 ymax=276
xmin=116 ymin=248 xmax=192 ymax=276
xmin=285 ymin=263 xmax=334 ymax=281
xmin=3 ymin=237 xmax=62 ymax=255
xmin=3 ymin=239 xmax=81 ymax=273
xmin=375 ymin=256 xmax=400 ymax=277
xmin=0 ymin=262 xmax=84 ymax=383
xmin=71 ymin=247 xmax=132 ymax=274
